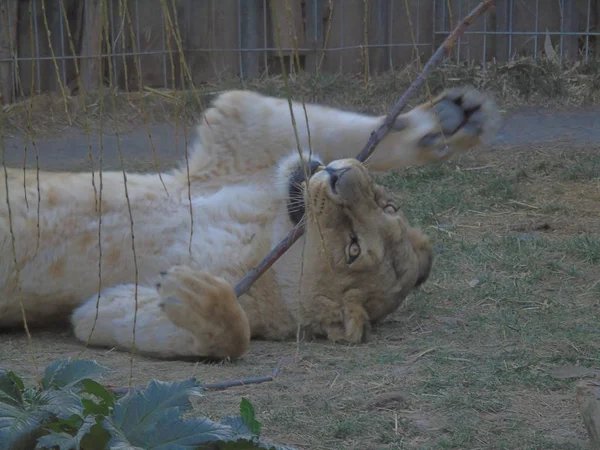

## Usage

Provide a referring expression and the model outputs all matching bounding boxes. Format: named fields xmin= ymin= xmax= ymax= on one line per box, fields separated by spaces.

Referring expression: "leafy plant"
xmin=0 ymin=358 xmax=294 ymax=450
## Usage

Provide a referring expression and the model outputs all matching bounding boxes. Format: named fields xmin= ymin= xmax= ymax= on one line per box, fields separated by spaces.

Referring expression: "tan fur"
xmin=0 ymin=87 xmax=501 ymax=360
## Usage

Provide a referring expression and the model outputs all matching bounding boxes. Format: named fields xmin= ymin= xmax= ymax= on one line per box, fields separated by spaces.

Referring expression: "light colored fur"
xmin=0 ymin=87 xmax=500 ymax=360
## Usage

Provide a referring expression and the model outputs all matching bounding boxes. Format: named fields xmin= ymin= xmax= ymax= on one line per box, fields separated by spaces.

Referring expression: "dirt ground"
xmin=1 ymin=81 xmax=599 ymax=449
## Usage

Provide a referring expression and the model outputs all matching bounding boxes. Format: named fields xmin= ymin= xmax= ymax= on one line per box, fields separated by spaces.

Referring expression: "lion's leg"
xmin=186 ymin=87 xmax=501 ymax=181
xmin=71 ymin=266 xmax=250 ymax=360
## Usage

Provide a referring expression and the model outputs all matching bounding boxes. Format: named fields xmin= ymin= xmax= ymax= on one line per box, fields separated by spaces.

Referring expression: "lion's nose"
xmin=325 ymin=167 xmax=350 ymax=194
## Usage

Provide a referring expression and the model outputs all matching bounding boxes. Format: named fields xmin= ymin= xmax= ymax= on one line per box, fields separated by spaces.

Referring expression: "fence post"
xmin=241 ymin=0 xmax=261 ymax=79
xmin=0 ymin=0 xmax=17 ymax=103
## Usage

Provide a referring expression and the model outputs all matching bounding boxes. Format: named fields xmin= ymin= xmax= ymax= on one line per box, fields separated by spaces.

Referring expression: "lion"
xmin=0 ymin=87 xmax=500 ymax=360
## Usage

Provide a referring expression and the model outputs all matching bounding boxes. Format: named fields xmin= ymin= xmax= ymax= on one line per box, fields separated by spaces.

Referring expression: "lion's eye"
xmin=346 ymin=238 xmax=361 ymax=264
xmin=384 ymin=204 xmax=397 ymax=214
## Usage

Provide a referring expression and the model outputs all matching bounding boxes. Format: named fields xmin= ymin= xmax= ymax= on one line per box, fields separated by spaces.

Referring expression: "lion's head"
xmin=284 ymin=155 xmax=433 ymax=344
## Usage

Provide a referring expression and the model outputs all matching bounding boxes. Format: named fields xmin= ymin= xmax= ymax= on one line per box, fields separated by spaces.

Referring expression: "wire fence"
xmin=1 ymin=0 xmax=599 ymax=104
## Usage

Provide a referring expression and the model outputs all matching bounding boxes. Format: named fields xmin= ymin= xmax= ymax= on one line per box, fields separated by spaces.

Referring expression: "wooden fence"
xmin=1 ymin=0 xmax=599 ymax=103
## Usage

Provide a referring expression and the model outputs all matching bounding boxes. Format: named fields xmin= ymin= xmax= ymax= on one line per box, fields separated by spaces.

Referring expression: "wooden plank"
xmin=181 ymin=0 xmax=215 ymax=84
xmin=321 ymin=0 xmax=365 ymax=74
xmin=494 ymin=0 xmax=510 ymax=62
xmin=79 ymin=0 xmax=104 ymax=91
xmin=182 ymin=0 xmax=240 ymax=82
xmin=16 ymin=0 xmax=38 ymax=97
xmin=304 ymin=0 xmax=325 ymax=74
xmin=563 ymin=0 xmax=578 ymax=60
xmin=369 ymin=0 xmax=389 ymax=75
xmin=109 ymin=0 xmax=132 ymax=90
xmin=388 ymin=0 xmax=435 ymax=71
xmin=268 ymin=0 xmax=306 ymax=54
xmin=0 ymin=0 xmax=17 ymax=103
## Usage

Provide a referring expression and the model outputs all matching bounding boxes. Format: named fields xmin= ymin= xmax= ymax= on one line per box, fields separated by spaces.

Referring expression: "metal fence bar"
xmin=59 ymin=0 xmax=66 ymax=86
xmin=457 ymin=0 xmax=462 ymax=64
xmin=6 ymin=0 xmax=17 ymax=100
xmin=482 ymin=1 xmax=487 ymax=67
xmin=586 ymin=0 xmax=592 ymax=61
xmin=560 ymin=0 xmax=565 ymax=64
xmin=508 ymin=0 xmax=513 ymax=59
xmin=263 ymin=0 xmax=268 ymax=75
xmin=134 ymin=0 xmax=143 ymax=78
xmin=389 ymin=0 xmax=394 ymax=70
xmin=161 ymin=2 xmax=167 ymax=87
xmin=534 ymin=0 xmax=539 ymax=60
xmin=237 ymin=0 xmax=243 ymax=79
xmin=433 ymin=31 xmax=600 ymax=37
xmin=32 ymin=0 xmax=42 ymax=93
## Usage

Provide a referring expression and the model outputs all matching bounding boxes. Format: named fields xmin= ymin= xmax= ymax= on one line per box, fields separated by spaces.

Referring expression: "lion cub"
xmin=0 ymin=87 xmax=500 ymax=359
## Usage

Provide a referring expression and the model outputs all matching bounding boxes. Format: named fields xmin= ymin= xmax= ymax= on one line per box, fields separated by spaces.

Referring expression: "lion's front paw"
xmin=325 ymin=304 xmax=371 ymax=344
xmin=419 ymin=86 xmax=501 ymax=155
xmin=157 ymin=265 xmax=250 ymax=359
xmin=344 ymin=303 xmax=371 ymax=344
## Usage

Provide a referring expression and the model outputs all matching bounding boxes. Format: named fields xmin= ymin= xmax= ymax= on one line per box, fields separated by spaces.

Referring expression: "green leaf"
xmin=79 ymin=379 xmax=115 ymax=409
xmin=47 ymin=413 xmax=84 ymax=434
xmin=0 ymin=402 xmax=51 ymax=449
xmin=199 ymin=439 xmax=297 ymax=450
xmin=239 ymin=398 xmax=261 ymax=437
xmin=0 ymin=384 xmax=83 ymax=449
xmin=42 ymin=359 xmax=110 ymax=390
xmin=4 ymin=372 xmax=25 ymax=392
xmin=111 ymin=378 xmax=203 ymax=443
xmin=79 ymin=417 xmax=112 ymax=450
xmin=36 ymin=431 xmax=78 ymax=450
xmin=81 ymin=398 xmax=110 ymax=417
xmin=130 ymin=411 xmax=236 ymax=449
xmin=219 ymin=416 xmax=252 ymax=437
xmin=37 ymin=389 xmax=83 ymax=420
xmin=37 ymin=415 xmax=112 ymax=450
xmin=0 ymin=371 xmax=24 ymax=407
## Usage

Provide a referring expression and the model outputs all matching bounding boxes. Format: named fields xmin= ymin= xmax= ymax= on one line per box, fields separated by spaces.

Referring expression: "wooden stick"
xmin=576 ymin=379 xmax=600 ymax=448
xmin=0 ymin=358 xmax=285 ymax=396
xmin=107 ymin=358 xmax=284 ymax=396
xmin=234 ymin=0 xmax=496 ymax=298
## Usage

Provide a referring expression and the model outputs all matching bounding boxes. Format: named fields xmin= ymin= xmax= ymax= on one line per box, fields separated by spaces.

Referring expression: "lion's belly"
xmin=0 ymin=182 xmax=277 ymax=326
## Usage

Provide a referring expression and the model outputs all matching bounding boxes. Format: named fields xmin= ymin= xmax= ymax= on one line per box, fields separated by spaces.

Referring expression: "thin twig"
xmin=0 ymin=359 xmax=285 ymax=397
xmin=96 ymin=358 xmax=283 ymax=396
xmin=233 ymin=0 xmax=496 ymax=298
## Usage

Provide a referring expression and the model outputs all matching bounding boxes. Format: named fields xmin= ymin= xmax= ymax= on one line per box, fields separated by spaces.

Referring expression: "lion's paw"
xmin=325 ymin=304 xmax=371 ymax=344
xmin=418 ymin=86 xmax=501 ymax=155
xmin=157 ymin=265 xmax=250 ymax=359
xmin=344 ymin=303 xmax=372 ymax=344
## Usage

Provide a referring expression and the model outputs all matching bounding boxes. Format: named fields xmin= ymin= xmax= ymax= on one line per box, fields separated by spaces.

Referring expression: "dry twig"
xmin=234 ymin=0 xmax=496 ymax=298
xmin=102 ymin=358 xmax=283 ymax=396
xmin=0 ymin=358 xmax=285 ymax=396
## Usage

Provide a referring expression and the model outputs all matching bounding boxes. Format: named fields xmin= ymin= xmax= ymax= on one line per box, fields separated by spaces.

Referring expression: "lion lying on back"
xmin=0 ymin=87 xmax=500 ymax=360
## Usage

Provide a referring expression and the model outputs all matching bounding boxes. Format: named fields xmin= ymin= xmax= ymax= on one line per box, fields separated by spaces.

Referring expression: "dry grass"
xmin=2 ymin=144 xmax=599 ymax=449
xmin=1 ymin=63 xmax=600 ymax=449
xmin=5 ymin=56 xmax=600 ymax=139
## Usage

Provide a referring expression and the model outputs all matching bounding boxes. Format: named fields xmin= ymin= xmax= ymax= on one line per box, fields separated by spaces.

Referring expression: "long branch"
xmin=234 ymin=0 xmax=496 ymax=298
xmin=0 ymin=359 xmax=285 ymax=396
xmin=107 ymin=358 xmax=284 ymax=396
